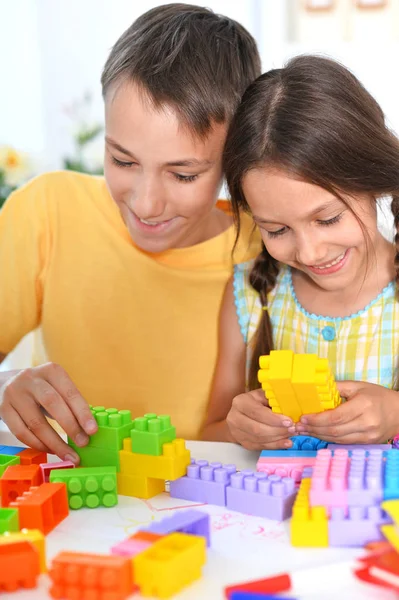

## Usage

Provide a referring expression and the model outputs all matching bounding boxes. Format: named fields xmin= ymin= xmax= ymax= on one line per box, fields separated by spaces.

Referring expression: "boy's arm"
xmin=201 ymin=277 xmax=246 ymax=442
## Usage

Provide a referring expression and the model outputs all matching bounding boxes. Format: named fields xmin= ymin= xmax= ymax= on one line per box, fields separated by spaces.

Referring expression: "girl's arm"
xmin=200 ymin=277 xmax=246 ymax=442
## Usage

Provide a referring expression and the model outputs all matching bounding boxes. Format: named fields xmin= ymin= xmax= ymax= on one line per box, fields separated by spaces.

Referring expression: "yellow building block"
xmin=381 ymin=500 xmax=399 ymax=552
xmin=0 ymin=528 xmax=46 ymax=572
xmin=258 ymin=350 xmax=302 ymax=421
xmin=133 ymin=532 xmax=206 ymax=598
xmin=117 ymin=472 xmax=165 ymax=499
xmin=290 ymin=478 xmax=329 ymax=547
xmin=258 ymin=350 xmax=341 ymax=421
xmin=119 ymin=438 xmax=190 ymax=481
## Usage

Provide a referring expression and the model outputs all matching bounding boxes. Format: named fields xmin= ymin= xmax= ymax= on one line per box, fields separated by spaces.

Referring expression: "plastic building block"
xmin=0 ymin=540 xmax=40 ymax=591
xmin=383 ymin=450 xmax=399 ymax=500
xmin=381 ymin=499 xmax=399 ymax=552
xmin=256 ymin=459 xmax=315 ymax=484
xmin=230 ymin=595 xmax=294 ymax=600
xmin=226 ymin=471 xmax=297 ymax=521
xmin=169 ymin=460 xmax=237 ymax=506
xmin=225 ymin=574 xmax=293 ymax=598
xmin=290 ymin=477 xmax=329 ymax=547
xmin=0 ymin=507 xmax=19 ymax=533
xmin=117 ymin=472 xmax=165 ymax=499
xmin=0 ymin=453 xmax=20 ymax=476
xmin=291 ymin=435 xmax=328 ymax=451
xmin=259 ymin=450 xmax=317 ymax=458
xmin=49 ymin=551 xmax=134 ymax=600
xmin=111 ymin=531 xmax=163 ymax=557
xmin=18 ymin=448 xmax=48 ymax=466
xmin=143 ymin=509 xmax=210 ymax=545
xmin=72 ymin=406 xmax=135 ymax=450
xmin=67 ymin=442 xmax=120 ymax=470
xmin=328 ymin=505 xmax=390 ymax=546
xmin=131 ymin=413 xmax=176 ymax=456
xmin=40 ymin=460 xmax=75 ymax=483
xmin=0 ymin=464 xmax=42 ymax=507
xmin=310 ymin=448 xmax=384 ymax=510
xmin=258 ymin=350 xmax=341 ymax=421
xmin=327 ymin=443 xmax=392 ymax=454
xmin=0 ymin=444 xmax=24 ymax=455
xmin=133 ymin=532 xmax=206 ymax=598
xmin=10 ymin=482 xmax=69 ymax=534
xmin=50 ymin=465 xmax=117 ymax=509
xmin=119 ymin=437 xmax=190 ymax=481
xmin=0 ymin=529 xmax=46 ymax=572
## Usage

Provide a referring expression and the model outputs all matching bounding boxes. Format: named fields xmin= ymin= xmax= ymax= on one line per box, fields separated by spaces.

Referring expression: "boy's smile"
xmin=103 ymin=82 xmax=231 ymax=253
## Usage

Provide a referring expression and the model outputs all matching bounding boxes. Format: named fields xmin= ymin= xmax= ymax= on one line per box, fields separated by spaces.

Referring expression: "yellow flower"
xmin=0 ymin=145 xmax=31 ymax=187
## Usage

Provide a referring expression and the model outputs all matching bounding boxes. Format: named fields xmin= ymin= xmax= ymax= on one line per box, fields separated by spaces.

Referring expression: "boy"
xmin=0 ymin=4 xmax=260 ymax=461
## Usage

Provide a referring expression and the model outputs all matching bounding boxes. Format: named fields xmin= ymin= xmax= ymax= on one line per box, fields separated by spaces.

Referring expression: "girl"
xmin=201 ymin=55 xmax=399 ymax=450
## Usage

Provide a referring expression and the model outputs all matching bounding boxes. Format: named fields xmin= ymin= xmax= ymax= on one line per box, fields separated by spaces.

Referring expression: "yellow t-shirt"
xmin=0 ymin=171 xmax=259 ymax=439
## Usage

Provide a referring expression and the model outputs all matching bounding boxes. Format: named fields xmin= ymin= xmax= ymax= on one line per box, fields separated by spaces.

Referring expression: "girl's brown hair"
xmin=223 ymin=55 xmax=399 ymax=390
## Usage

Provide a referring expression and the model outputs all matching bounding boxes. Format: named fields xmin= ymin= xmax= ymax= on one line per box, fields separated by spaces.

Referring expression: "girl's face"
xmin=242 ymin=167 xmax=379 ymax=292
xmin=104 ymin=82 xmax=228 ymax=253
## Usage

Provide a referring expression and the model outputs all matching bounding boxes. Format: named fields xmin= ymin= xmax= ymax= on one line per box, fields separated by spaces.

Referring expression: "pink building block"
xmin=111 ymin=538 xmax=152 ymax=557
xmin=328 ymin=505 xmax=391 ymax=547
xmin=226 ymin=471 xmax=297 ymax=521
xmin=169 ymin=460 xmax=237 ymax=506
xmin=309 ymin=449 xmax=349 ymax=509
xmin=40 ymin=461 xmax=75 ymax=483
xmin=257 ymin=458 xmax=316 ymax=483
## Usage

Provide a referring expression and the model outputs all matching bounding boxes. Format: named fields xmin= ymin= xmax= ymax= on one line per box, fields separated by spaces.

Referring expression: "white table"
xmin=0 ymin=426 xmax=396 ymax=600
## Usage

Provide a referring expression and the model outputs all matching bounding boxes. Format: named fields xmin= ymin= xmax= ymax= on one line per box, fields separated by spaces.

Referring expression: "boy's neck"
xmin=291 ymin=235 xmax=396 ymax=319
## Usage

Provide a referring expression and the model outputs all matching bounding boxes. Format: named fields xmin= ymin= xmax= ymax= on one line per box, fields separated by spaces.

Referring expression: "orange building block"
xmin=130 ymin=531 xmax=164 ymax=544
xmin=10 ymin=483 xmax=69 ymax=534
xmin=49 ymin=551 xmax=134 ymax=600
xmin=18 ymin=448 xmax=48 ymax=467
xmin=0 ymin=464 xmax=42 ymax=507
xmin=0 ymin=539 xmax=40 ymax=592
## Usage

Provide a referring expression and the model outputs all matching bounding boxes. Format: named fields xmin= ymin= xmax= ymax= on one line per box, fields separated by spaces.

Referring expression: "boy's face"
xmin=104 ymin=82 xmax=227 ymax=253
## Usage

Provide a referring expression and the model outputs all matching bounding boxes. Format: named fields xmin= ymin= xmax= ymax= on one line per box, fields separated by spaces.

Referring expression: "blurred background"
xmin=0 ymin=0 xmax=398 ymax=366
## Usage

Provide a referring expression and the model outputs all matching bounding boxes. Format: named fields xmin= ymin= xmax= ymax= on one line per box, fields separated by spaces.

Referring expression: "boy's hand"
xmin=0 ymin=363 xmax=98 ymax=463
xmin=226 ymin=388 xmax=295 ymax=450
xmin=295 ymin=381 xmax=399 ymax=444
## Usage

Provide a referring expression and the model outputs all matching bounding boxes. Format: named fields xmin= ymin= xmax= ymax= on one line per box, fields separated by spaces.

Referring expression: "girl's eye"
xmin=111 ymin=156 xmax=135 ymax=168
xmin=174 ymin=173 xmax=198 ymax=183
xmin=267 ymin=227 xmax=287 ymax=238
xmin=318 ymin=213 xmax=343 ymax=226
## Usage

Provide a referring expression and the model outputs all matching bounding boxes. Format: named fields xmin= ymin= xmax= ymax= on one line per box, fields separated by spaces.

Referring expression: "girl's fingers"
xmin=13 ymin=398 xmax=80 ymax=463
xmin=1 ymin=405 xmax=52 ymax=453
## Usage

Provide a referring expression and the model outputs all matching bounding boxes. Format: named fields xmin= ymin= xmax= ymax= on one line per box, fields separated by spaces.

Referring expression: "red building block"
xmin=49 ymin=551 xmax=134 ymax=600
xmin=0 ymin=464 xmax=42 ymax=507
xmin=0 ymin=540 xmax=40 ymax=591
xmin=10 ymin=483 xmax=69 ymax=534
xmin=18 ymin=448 xmax=48 ymax=467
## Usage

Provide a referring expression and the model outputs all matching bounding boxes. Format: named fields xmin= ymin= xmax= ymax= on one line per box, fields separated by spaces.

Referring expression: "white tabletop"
xmin=0 ymin=426 xmax=396 ymax=600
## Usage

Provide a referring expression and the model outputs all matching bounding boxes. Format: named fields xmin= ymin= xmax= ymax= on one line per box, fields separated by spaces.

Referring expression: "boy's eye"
xmin=111 ymin=156 xmax=135 ymax=168
xmin=174 ymin=173 xmax=198 ymax=183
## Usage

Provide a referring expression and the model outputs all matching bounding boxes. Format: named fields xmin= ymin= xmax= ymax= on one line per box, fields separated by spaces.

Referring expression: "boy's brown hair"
xmin=101 ymin=3 xmax=261 ymax=137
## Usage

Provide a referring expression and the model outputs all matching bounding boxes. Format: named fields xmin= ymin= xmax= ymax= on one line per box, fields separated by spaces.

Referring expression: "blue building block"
xmin=230 ymin=594 xmax=294 ymax=599
xmin=142 ymin=509 xmax=210 ymax=545
xmin=384 ymin=451 xmax=399 ymax=500
xmin=290 ymin=435 xmax=328 ymax=451
xmin=0 ymin=445 xmax=25 ymax=455
xmin=259 ymin=450 xmax=317 ymax=459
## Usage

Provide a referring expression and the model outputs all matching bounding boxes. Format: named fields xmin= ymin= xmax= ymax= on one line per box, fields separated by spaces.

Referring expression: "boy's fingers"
xmin=2 ymin=405 xmax=52 ymax=453
xmin=41 ymin=363 xmax=97 ymax=435
xmin=29 ymin=379 xmax=89 ymax=447
xmin=14 ymin=400 xmax=80 ymax=463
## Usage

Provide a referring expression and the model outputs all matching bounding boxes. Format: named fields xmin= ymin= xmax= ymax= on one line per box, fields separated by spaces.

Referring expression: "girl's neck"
xmin=291 ymin=235 xmax=396 ymax=319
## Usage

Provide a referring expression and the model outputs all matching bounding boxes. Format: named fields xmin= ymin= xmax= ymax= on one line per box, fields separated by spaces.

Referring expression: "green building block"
xmin=50 ymin=466 xmax=118 ymax=509
xmin=0 ymin=454 xmax=20 ymax=477
xmin=0 ymin=508 xmax=19 ymax=534
xmin=131 ymin=413 xmax=176 ymax=456
xmin=68 ymin=442 xmax=120 ymax=470
xmin=68 ymin=406 xmax=135 ymax=451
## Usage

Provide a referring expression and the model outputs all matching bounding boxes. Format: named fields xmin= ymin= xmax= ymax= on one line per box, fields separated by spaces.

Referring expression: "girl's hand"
xmin=295 ymin=380 xmax=399 ymax=444
xmin=0 ymin=363 xmax=98 ymax=463
xmin=226 ymin=388 xmax=295 ymax=450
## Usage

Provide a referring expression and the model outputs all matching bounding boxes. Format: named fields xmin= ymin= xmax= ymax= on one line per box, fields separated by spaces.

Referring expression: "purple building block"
xmin=327 ymin=444 xmax=392 ymax=454
xmin=230 ymin=595 xmax=294 ymax=600
xmin=169 ymin=460 xmax=237 ymax=506
xmin=226 ymin=471 xmax=297 ymax=521
xmin=142 ymin=509 xmax=210 ymax=545
xmin=346 ymin=449 xmax=384 ymax=507
xmin=328 ymin=505 xmax=391 ymax=547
